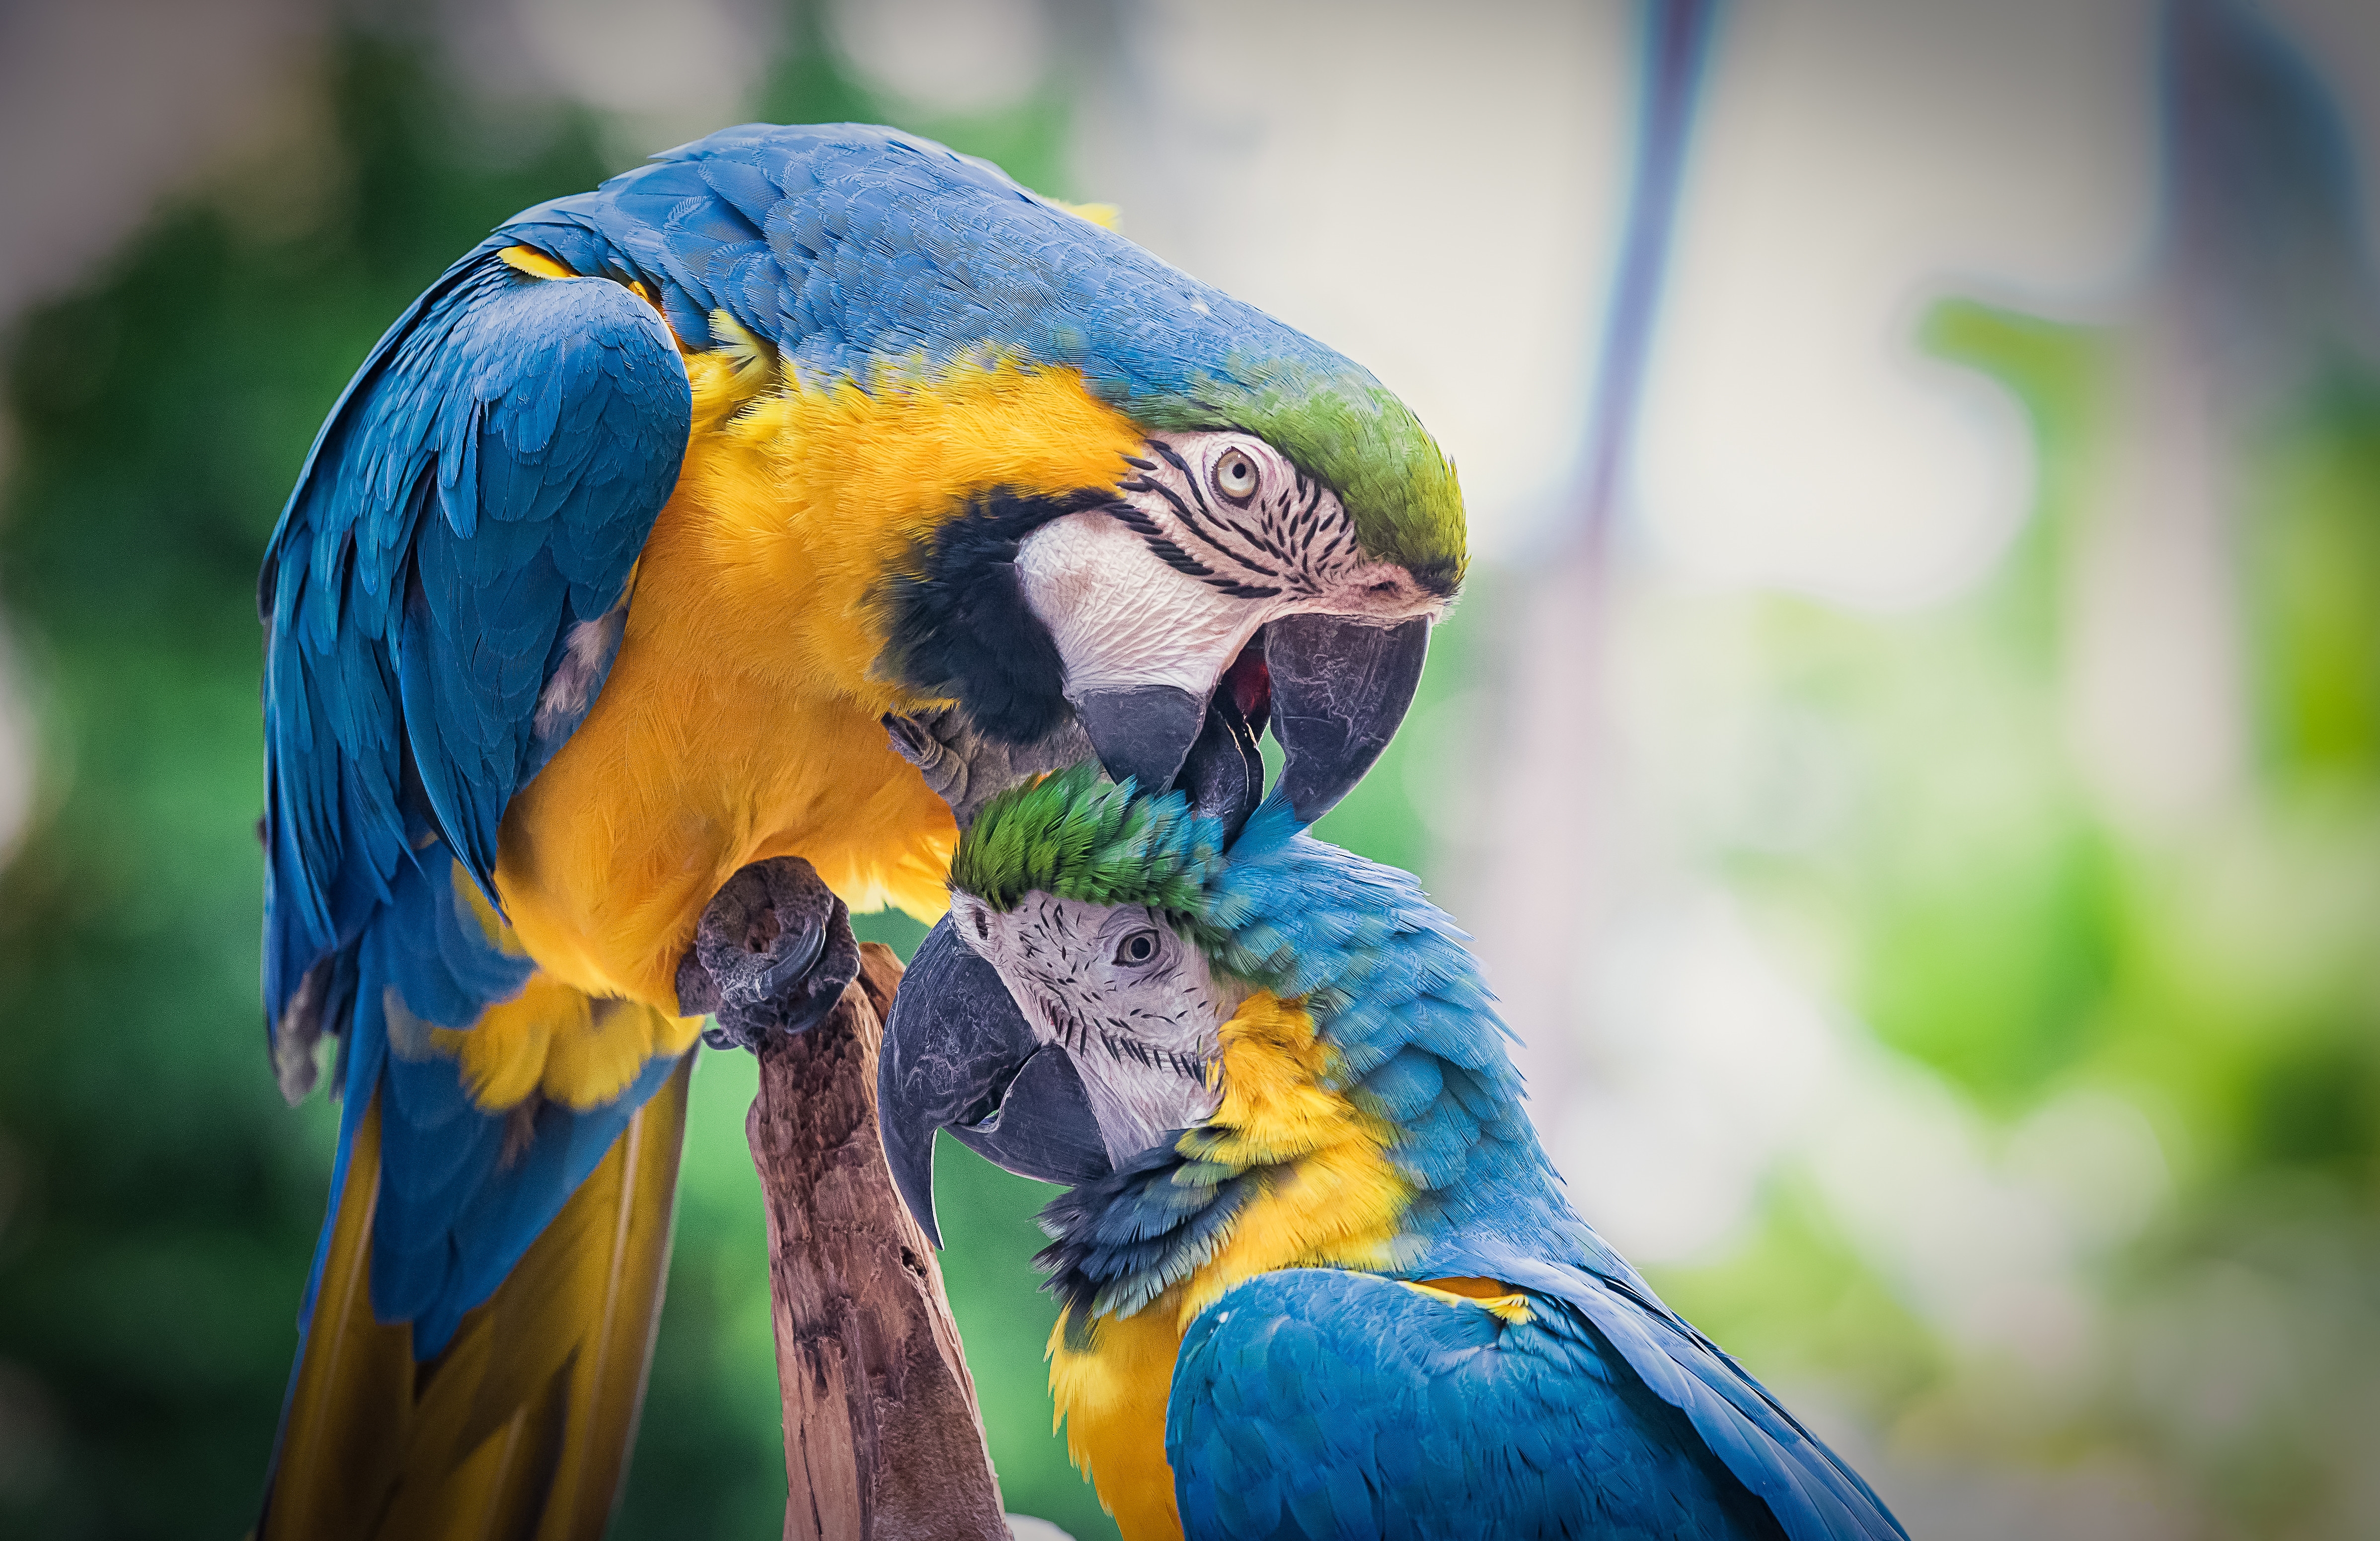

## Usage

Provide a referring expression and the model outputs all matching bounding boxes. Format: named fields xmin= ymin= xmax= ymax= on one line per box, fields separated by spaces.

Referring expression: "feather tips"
xmin=262 ymin=1058 xmax=690 ymax=1541
xmin=259 ymin=256 xmax=690 ymax=1038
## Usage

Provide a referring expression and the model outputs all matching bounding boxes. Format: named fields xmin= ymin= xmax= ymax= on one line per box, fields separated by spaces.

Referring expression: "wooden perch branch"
xmin=746 ymin=941 xmax=1009 ymax=1541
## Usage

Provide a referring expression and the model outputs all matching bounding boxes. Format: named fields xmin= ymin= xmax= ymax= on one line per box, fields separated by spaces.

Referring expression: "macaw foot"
xmin=883 ymin=706 xmax=1094 ymax=832
xmin=677 ymin=856 xmax=859 ymax=1049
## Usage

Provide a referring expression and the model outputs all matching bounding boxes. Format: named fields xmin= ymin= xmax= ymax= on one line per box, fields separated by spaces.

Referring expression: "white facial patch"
xmin=1013 ymin=430 xmax=1449 ymax=707
xmin=1013 ymin=511 xmax=1257 ymax=697
xmin=951 ymin=889 xmax=1247 ymax=1164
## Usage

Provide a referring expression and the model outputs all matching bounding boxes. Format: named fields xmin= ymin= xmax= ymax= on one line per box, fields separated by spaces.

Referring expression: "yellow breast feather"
xmin=1046 ymin=993 xmax=1410 ymax=1541
xmin=493 ymin=344 xmax=1147 ymax=1010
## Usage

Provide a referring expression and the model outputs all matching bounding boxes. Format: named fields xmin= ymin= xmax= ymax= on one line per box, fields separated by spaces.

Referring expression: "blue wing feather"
xmin=263 ymin=245 xmax=689 ymax=1359
xmin=296 ymin=847 xmax=683 ymax=1358
xmin=260 ymin=254 xmax=688 ymax=1035
xmin=1172 ymin=1269 xmax=1792 ymax=1541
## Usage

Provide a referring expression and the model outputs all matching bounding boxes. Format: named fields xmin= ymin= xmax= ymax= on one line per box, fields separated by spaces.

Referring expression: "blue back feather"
xmin=496 ymin=124 xmax=1354 ymax=428
xmin=261 ymin=259 xmax=686 ymax=1032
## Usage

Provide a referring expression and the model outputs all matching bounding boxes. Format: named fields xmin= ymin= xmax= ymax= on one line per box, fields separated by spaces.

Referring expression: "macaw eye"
xmin=1212 ymin=448 xmax=1259 ymax=504
xmin=1114 ymin=928 xmax=1161 ymax=966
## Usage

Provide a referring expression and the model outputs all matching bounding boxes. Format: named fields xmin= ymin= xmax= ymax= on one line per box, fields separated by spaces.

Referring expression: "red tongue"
xmin=1224 ymin=651 xmax=1271 ymax=726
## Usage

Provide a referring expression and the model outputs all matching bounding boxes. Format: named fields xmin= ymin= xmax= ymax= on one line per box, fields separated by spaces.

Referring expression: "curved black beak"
xmin=1265 ymin=614 xmax=1430 ymax=824
xmin=1076 ymin=684 xmax=1204 ymax=797
xmin=878 ymin=915 xmax=1113 ymax=1247
xmin=1178 ymin=671 xmax=1265 ymax=844
xmin=1070 ymin=613 xmax=1428 ymax=829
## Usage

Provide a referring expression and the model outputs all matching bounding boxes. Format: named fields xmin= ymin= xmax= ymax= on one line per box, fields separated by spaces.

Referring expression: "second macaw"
xmin=257 ymin=123 xmax=1463 ymax=1537
xmin=880 ymin=767 xmax=1908 ymax=1541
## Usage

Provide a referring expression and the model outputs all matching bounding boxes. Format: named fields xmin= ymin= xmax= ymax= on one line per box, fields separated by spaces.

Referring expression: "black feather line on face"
xmin=1114 ymin=474 xmax=1298 ymax=598
xmin=1233 ymin=492 xmax=1296 ymax=567
xmin=1147 ymin=439 xmax=1196 ymax=478
xmin=879 ymin=486 xmax=1112 ymax=744
xmin=1166 ymin=458 xmax=1242 ymax=552
xmin=1127 ymin=451 xmax=1332 ymax=602
xmin=1127 ymin=472 xmax=1205 ymax=535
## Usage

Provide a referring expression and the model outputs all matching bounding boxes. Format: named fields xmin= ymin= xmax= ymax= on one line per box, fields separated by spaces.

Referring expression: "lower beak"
xmin=1073 ymin=683 xmax=1204 ymax=798
xmin=878 ymin=916 xmax=1113 ymax=1247
xmin=1073 ymin=614 xmax=1430 ymax=830
xmin=1177 ymin=676 xmax=1265 ymax=844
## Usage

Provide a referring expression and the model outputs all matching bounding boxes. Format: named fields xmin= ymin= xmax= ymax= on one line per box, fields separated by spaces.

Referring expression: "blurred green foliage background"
xmin=0 ymin=25 xmax=1150 ymax=1540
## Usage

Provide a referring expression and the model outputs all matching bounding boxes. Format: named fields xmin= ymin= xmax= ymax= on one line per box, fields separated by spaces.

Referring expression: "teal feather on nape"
xmin=947 ymin=763 xmax=1229 ymax=914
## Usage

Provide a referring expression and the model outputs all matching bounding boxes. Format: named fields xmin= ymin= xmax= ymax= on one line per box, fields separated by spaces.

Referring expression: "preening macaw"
xmin=256 ymin=123 xmax=1463 ymax=1537
xmin=879 ymin=767 xmax=1908 ymax=1541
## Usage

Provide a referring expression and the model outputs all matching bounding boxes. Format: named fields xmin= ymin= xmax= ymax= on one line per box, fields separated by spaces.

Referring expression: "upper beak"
xmin=1263 ymin=614 xmax=1430 ymax=824
xmin=878 ymin=915 xmax=1113 ymax=1247
xmin=1075 ymin=613 xmax=1430 ymax=829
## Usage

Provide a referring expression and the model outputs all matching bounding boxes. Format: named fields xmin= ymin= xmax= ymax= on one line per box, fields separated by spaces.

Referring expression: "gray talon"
xmin=882 ymin=707 xmax=1095 ymax=831
xmin=678 ymin=856 xmax=859 ymax=1049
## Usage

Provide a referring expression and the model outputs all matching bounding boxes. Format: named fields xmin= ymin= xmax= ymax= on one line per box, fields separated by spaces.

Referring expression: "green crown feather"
xmin=949 ymin=764 xmax=1227 ymax=914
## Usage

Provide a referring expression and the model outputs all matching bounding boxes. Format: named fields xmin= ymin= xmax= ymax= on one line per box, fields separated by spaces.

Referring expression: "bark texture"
xmin=749 ymin=941 xmax=1009 ymax=1541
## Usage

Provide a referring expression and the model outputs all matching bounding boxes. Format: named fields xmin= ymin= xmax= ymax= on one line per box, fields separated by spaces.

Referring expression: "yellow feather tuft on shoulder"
xmin=1054 ymin=201 xmax=1123 ymax=231
xmin=498 ymin=244 xmax=575 ymax=281
xmin=1404 ymin=1275 xmax=1533 ymax=1324
xmin=702 ymin=310 xmax=778 ymax=400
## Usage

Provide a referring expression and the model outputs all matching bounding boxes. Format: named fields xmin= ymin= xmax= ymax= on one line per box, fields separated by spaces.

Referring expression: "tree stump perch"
xmin=746 ymin=940 xmax=1010 ymax=1541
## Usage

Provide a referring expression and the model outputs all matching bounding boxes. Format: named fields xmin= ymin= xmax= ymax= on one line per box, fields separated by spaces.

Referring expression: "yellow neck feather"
xmin=639 ymin=346 xmax=1148 ymax=705
xmin=492 ymin=343 xmax=1146 ymax=1006
xmin=1046 ymin=993 xmax=1408 ymax=1541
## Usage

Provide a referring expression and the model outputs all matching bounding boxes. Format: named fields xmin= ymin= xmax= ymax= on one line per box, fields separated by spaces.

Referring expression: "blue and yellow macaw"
xmin=879 ymin=767 xmax=1907 ymax=1540
xmin=257 ymin=124 xmax=1464 ymax=1537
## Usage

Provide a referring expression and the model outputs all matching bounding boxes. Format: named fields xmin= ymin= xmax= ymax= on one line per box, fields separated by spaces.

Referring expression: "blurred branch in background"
xmin=1450 ymin=2 xmax=2380 ymax=1538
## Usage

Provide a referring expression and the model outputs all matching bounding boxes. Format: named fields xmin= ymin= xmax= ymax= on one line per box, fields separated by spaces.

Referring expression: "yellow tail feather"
xmin=262 ymin=1055 xmax=693 ymax=1541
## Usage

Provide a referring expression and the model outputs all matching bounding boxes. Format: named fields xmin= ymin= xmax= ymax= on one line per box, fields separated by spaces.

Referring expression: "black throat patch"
xmin=878 ymin=486 xmax=1116 ymax=745
xmin=1036 ymin=1137 xmax=1258 ymax=1336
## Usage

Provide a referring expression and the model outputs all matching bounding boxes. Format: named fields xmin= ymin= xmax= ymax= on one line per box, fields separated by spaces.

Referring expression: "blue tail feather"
xmin=295 ymin=845 xmax=687 ymax=1358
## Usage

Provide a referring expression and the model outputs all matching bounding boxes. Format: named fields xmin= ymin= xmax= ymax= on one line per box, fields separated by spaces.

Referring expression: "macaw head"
xmin=876 ymin=766 xmax=1228 ymax=1243
xmin=767 ymin=130 xmax=1468 ymax=827
xmin=868 ymin=313 xmax=1467 ymax=831
xmin=511 ymin=126 xmax=1465 ymax=829
xmin=879 ymin=761 xmax=1477 ymax=1244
